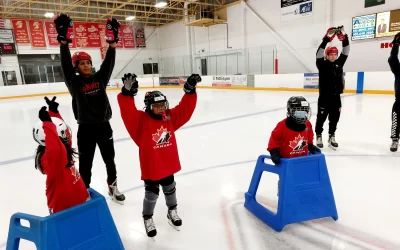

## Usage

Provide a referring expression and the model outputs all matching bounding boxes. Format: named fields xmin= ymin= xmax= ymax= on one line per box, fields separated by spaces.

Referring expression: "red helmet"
xmin=325 ymin=46 xmax=338 ymax=57
xmin=71 ymin=51 xmax=92 ymax=67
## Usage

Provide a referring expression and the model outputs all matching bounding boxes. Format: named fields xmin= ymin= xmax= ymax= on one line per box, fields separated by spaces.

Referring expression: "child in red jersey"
xmin=32 ymin=96 xmax=89 ymax=214
xmin=267 ymin=96 xmax=321 ymax=195
xmin=117 ymin=73 xmax=200 ymax=237
xmin=267 ymin=96 xmax=321 ymax=164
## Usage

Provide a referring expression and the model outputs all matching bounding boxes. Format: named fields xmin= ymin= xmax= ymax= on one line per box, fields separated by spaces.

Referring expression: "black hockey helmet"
xmin=144 ymin=90 xmax=170 ymax=120
xmin=286 ymin=96 xmax=311 ymax=124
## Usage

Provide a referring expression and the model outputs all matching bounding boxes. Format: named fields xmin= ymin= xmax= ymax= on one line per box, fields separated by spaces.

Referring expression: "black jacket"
xmin=316 ymin=36 xmax=349 ymax=99
xmin=388 ymin=43 xmax=400 ymax=99
xmin=60 ymin=43 xmax=115 ymax=124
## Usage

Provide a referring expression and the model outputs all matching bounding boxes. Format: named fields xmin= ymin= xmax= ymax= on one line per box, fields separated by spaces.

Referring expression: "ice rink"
xmin=0 ymin=88 xmax=399 ymax=250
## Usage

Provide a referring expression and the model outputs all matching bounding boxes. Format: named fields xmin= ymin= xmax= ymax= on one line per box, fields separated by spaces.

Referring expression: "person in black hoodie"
xmin=315 ymin=26 xmax=350 ymax=150
xmin=388 ymin=32 xmax=400 ymax=152
xmin=54 ymin=13 xmax=125 ymax=204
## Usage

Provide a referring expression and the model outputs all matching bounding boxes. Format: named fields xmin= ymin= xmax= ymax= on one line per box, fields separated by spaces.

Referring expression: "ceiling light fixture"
xmin=44 ymin=12 xmax=54 ymax=18
xmin=125 ymin=16 xmax=136 ymax=21
xmin=154 ymin=2 xmax=167 ymax=8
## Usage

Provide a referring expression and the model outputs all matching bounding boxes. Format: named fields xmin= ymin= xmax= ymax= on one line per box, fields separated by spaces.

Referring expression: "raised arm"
xmin=316 ymin=28 xmax=336 ymax=68
xmin=169 ymin=74 xmax=201 ymax=130
xmin=336 ymin=26 xmax=350 ymax=67
xmin=95 ymin=45 xmax=116 ymax=86
xmin=117 ymin=74 xmax=142 ymax=145
xmin=60 ymin=42 xmax=76 ymax=92
xmin=389 ymin=33 xmax=400 ymax=75
xmin=95 ymin=18 xmax=120 ymax=87
xmin=38 ymin=107 xmax=68 ymax=180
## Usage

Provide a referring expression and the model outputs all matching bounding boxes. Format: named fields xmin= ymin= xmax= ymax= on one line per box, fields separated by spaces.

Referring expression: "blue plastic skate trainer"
xmin=6 ymin=188 xmax=124 ymax=250
xmin=244 ymin=153 xmax=338 ymax=232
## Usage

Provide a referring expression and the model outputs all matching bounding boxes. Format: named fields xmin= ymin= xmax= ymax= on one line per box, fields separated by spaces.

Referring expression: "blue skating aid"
xmin=6 ymin=188 xmax=124 ymax=250
xmin=244 ymin=153 xmax=338 ymax=232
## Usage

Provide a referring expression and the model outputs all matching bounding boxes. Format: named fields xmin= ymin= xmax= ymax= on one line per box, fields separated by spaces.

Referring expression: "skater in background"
xmin=315 ymin=26 xmax=350 ymax=150
xmin=55 ymin=13 xmax=125 ymax=204
xmin=32 ymin=96 xmax=89 ymax=214
xmin=117 ymin=73 xmax=201 ymax=237
xmin=267 ymin=96 xmax=321 ymax=195
xmin=388 ymin=32 xmax=400 ymax=152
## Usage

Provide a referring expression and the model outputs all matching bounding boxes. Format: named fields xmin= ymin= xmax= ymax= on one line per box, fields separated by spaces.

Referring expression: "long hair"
xmin=34 ymin=139 xmax=79 ymax=172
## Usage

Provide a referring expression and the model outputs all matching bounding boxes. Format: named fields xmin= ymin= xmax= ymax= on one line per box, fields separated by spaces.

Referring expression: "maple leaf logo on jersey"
xmin=152 ymin=126 xmax=171 ymax=145
xmin=289 ymin=134 xmax=307 ymax=151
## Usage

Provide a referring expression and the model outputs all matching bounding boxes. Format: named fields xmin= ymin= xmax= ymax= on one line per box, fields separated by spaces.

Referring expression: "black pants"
xmin=144 ymin=175 xmax=175 ymax=192
xmin=315 ymin=95 xmax=342 ymax=135
xmin=77 ymin=121 xmax=117 ymax=188
xmin=391 ymin=99 xmax=400 ymax=139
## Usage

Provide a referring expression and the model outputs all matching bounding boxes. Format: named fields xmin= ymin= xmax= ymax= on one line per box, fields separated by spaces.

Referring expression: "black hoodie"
xmin=60 ymin=43 xmax=115 ymax=124
xmin=388 ymin=43 xmax=400 ymax=99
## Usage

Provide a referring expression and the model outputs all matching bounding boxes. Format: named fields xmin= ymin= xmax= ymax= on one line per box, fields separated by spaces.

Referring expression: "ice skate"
xmin=108 ymin=180 xmax=125 ymax=205
xmin=316 ymin=134 xmax=323 ymax=148
xmin=390 ymin=139 xmax=398 ymax=152
xmin=144 ymin=217 xmax=157 ymax=237
xmin=328 ymin=134 xmax=338 ymax=150
xmin=167 ymin=208 xmax=182 ymax=231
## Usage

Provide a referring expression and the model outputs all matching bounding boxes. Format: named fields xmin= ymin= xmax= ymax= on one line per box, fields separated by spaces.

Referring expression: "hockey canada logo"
xmin=152 ymin=126 xmax=172 ymax=149
xmin=289 ymin=134 xmax=307 ymax=155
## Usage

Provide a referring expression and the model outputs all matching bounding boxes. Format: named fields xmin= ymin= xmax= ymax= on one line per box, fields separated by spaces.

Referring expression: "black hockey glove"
xmin=308 ymin=144 xmax=321 ymax=154
xmin=121 ymin=73 xmax=138 ymax=97
xmin=44 ymin=96 xmax=59 ymax=114
xmin=54 ymin=13 xmax=73 ymax=43
xmin=105 ymin=17 xmax=121 ymax=44
xmin=39 ymin=106 xmax=52 ymax=122
xmin=184 ymin=74 xmax=201 ymax=94
xmin=269 ymin=148 xmax=281 ymax=165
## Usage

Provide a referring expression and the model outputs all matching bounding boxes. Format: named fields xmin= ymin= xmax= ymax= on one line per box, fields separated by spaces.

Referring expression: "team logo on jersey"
xmin=289 ymin=134 xmax=307 ymax=155
xmin=152 ymin=126 xmax=172 ymax=149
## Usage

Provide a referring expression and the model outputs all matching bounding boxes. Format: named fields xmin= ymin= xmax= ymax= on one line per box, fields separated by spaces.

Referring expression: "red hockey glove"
xmin=54 ymin=13 xmax=74 ymax=43
xmin=325 ymin=27 xmax=337 ymax=42
xmin=105 ymin=17 xmax=121 ymax=44
xmin=336 ymin=26 xmax=347 ymax=41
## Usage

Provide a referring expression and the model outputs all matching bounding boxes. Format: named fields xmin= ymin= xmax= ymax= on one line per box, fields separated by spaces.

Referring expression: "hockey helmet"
xmin=144 ymin=90 xmax=170 ymax=120
xmin=32 ymin=117 xmax=72 ymax=147
xmin=286 ymin=96 xmax=311 ymax=124
xmin=72 ymin=51 xmax=92 ymax=68
xmin=325 ymin=46 xmax=338 ymax=57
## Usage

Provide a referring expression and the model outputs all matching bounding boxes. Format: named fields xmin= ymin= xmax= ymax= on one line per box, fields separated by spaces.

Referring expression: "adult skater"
xmin=117 ymin=73 xmax=200 ymax=237
xmin=54 ymin=13 xmax=125 ymax=204
xmin=388 ymin=32 xmax=400 ymax=152
xmin=315 ymin=26 xmax=350 ymax=150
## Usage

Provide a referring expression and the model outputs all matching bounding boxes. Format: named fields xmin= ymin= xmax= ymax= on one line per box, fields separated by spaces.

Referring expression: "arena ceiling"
xmin=0 ymin=0 xmax=240 ymax=27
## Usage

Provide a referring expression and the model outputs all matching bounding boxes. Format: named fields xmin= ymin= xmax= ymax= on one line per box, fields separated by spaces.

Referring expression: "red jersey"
xmin=41 ymin=111 xmax=88 ymax=214
xmin=118 ymin=92 xmax=197 ymax=181
xmin=267 ymin=118 xmax=314 ymax=158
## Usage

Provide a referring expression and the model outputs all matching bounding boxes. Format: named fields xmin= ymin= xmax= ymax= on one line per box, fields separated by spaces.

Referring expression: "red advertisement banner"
xmin=74 ymin=22 xmax=89 ymax=48
xmin=135 ymin=26 xmax=146 ymax=48
xmin=86 ymin=23 xmax=102 ymax=47
xmin=44 ymin=21 xmax=58 ymax=46
xmin=28 ymin=20 xmax=46 ymax=47
xmin=11 ymin=19 xmax=30 ymax=44
xmin=121 ymin=24 xmax=135 ymax=48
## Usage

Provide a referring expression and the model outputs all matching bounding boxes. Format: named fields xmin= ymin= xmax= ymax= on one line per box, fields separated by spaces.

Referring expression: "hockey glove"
xmin=393 ymin=32 xmax=400 ymax=45
xmin=269 ymin=148 xmax=281 ymax=165
xmin=44 ymin=96 xmax=59 ymax=114
xmin=54 ymin=13 xmax=74 ymax=43
xmin=184 ymin=74 xmax=201 ymax=94
xmin=308 ymin=144 xmax=321 ymax=154
xmin=336 ymin=26 xmax=347 ymax=41
xmin=121 ymin=73 xmax=138 ymax=97
xmin=105 ymin=17 xmax=121 ymax=44
xmin=324 ymin=27 xmax=337 ymax=42
xmin=39 ymin=106 xmax=52 ymax=122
